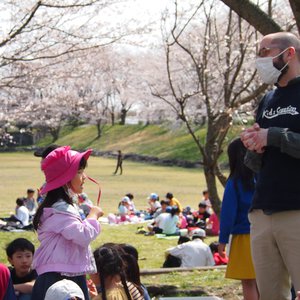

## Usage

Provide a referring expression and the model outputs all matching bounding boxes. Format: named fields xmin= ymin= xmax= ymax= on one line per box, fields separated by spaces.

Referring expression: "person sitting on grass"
xmin=146 ymin=200 xmax=171 ymax=231
xmin=118 ymin=196 xmax=131 ymax=222
xmin=125 ymin=193 xmax=137 ymax=215
xmin=202 ymin=189 xmax=213 ymax=213
xmin=145 ymin=193 xmax=161 ymax=220
xmin=206 ymin=211 xmax=220 ymax=236
xmin=1 ymin=198 xmax=30 ymax=229
xmin=147 ymin=206 xmax=181 ymax=236
xmin=163 ymin=236 xmax=190 ymax=268
xmin=165 ymin=192 xmax=183 ymax=212
xmin=192 ymin=201 xmax=211 ymax=229
xmin=24 ymin=188 xmax=36 ymax=217
xmin=6 ymin=238 xmax=37 ymax=300
xmin=209 ymin=242 xmax=228 ymax=266
xmin=165 ymin=228 xmax=215 ymax=268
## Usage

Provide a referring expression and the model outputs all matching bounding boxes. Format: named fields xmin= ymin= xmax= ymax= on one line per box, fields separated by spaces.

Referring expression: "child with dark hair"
xmin=24 ymin=189 xmax=36 ymax=217
xmin=1 ymin=198 xmax=30 ymax=228
xmin=165 ymin=193 xmax=183 ymax=212
xmin=192 ymin=201 xmax=211 ymax=229
xmin=31 ymin=146 xmax=103 ymax=300
xmin=148 ymin=206 xmax=181 ymax=236
xmin=209 ymin=242 xmax=228 ymax=266
xmin=6 ymin=238 xmax=37 ymax=300
xmin=92 ymin=246 xmax=143 ymax=300
xmin=125 ymin=193 xmax=137 ymax=214
xmin=218 ymin=138 xmax=258 ymax=300
xmin=35 ymin=145 xmax=59 ymax=205
xmin=119 ymin=244 xmax=150 ymax=300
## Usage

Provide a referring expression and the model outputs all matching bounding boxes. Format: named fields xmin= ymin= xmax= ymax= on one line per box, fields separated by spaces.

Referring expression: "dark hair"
xmin=166 ymin=192 xmax=173 ymax=199
xmin=209 ymin=241 xmax=219 ymax=254
xmin=118 ymin=244 xmax=143 ymax=295
xmin=119 ymin=244 xmax=139 ymax=260
xmin=27 ymin=188 xmax=35 ymax=194
xmin=93 ymin=246 xmax=132 ymax=300
xmin=16 ymin=197 xmax=25 ymax=206
xmin=6 ymin=238 xmax=35 ymax=258
xmin=202 ymin=190 xmax=208 ymax=195
xmin=102 ymin=243 xmax=144 ymax=296
xmin=227 ymin=138 xmax=255 ymax=192
xmin=33 ymin=145 xmax=59 ymax=158
xmin=178 ymin=236 xmax=190 ymax=244
xmin=170 ymin=206 xmax=179 ymax=217
xmin=198 ymin=201 xmax=207 ymax=208
xmin=125 ymin=193 xmax=134 ymax=200
xmin=160 ymin=200 xmax=170 ymax=206
xmin=33 ymin=157 xmax=87 ymax=230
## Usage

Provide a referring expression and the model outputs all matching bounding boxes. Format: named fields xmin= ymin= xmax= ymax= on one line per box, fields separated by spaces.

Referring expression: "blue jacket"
xmin=219 ymin=178 xmax=254 ymax=244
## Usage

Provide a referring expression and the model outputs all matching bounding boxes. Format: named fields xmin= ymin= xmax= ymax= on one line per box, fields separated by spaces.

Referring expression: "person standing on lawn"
xmin=218 ymin=138 xmax=258 ymax=300
xmin=241 ymin=31 xmax=300 ymax=300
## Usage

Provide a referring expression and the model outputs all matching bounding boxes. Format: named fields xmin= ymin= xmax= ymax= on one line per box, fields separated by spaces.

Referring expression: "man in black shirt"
xmin=241 ymin=32 xmax=300 ymax=300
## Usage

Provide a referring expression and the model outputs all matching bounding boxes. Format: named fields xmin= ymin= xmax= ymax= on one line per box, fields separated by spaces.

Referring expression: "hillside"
xmin=37 ymin=123 xmax=243 ymax=166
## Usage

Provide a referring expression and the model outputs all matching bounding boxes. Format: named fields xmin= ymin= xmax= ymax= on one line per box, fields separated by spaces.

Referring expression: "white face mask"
xmin=255 ymin=48 xmax=289 ymax=84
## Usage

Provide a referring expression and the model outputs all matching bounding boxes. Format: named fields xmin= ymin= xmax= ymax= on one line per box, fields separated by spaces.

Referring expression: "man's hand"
xmin=240 ymin=123 xmax=268 ymax=153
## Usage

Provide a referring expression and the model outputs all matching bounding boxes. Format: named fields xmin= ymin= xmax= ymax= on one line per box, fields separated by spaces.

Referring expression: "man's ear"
xmin=287 ymin=46 xmax=296 ymax=59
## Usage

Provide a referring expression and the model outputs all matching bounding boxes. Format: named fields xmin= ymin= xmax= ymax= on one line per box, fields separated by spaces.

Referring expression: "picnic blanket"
xmin=155 ymin=233 xmax=180 ymax=240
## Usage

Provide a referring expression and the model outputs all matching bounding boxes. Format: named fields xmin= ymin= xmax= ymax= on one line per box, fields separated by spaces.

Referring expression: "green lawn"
xmin=0 ymin=153 xmax=240 ymax=299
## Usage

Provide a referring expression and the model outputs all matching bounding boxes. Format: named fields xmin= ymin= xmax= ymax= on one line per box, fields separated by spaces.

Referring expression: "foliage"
xmin=37 ymin=123 xmax=244 ymax=164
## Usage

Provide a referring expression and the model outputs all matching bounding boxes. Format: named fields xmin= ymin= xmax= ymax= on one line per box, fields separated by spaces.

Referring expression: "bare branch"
xmin=0 ymin=1 xmax=42 ymax=48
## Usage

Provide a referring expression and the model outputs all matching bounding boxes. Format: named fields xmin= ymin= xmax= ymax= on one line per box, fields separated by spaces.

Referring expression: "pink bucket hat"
xmin=41 ymin=146 xmax=92 ymax=194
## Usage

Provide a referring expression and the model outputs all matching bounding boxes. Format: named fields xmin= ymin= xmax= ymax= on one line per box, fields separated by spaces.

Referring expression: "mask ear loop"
xmin=86 ymin=175 xmax=102 ymax=206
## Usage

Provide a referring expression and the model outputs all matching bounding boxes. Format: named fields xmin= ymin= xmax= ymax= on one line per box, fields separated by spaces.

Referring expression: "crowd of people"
xmin=107 ymin=190 xmax=221 ymax=241
xmin=2 ymin=30 xmax=300 ymax=300
xmin=0 ymin=144 xmax=226 ymax=300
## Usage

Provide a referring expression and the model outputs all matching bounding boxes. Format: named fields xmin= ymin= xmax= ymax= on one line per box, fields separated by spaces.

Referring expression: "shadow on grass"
xmin=146 ymin=284 xmax=206 ymax=297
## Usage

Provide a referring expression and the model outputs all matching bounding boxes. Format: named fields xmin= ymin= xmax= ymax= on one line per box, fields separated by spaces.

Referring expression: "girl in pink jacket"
xmin=31 ymin=146 xmax=103 ymax=300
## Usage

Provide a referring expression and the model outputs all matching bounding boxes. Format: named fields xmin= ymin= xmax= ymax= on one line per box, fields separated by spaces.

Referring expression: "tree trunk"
xmin=50 ymin=127 xmax=60 ymax=142
xmin=203 ymin=162 xmax=222 ymax=216
xmin=289 ymin=0 xmax=300 ymax=34
xmin=111 ymin=112 xmax=115 ymax=125
xmin=96 ymin=120 xmax=102 ymax=139
xmin=119 ymin=108 xmax=127 ymax=125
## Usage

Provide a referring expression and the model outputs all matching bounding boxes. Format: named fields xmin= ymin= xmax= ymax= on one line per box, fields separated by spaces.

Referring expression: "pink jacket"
xmin=33 ymin=201 xmax=100 ymax=275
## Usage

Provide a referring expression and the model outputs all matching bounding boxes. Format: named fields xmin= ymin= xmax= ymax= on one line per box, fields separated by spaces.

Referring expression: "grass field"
xmin=0 ymin=152 xmax=241 ymax=299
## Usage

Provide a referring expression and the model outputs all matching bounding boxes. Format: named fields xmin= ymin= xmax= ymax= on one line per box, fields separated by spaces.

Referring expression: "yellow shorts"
xmin=225 ymin=234 xmax=256 ymax=280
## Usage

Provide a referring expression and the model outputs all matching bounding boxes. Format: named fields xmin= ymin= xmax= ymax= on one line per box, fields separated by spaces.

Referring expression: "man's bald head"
xmin=266 ymin=32 xmax=300 ymax=60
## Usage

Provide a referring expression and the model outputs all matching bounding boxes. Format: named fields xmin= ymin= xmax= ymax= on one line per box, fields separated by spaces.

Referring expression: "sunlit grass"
xmin=0 ymin=152 xmax=239 ymax=298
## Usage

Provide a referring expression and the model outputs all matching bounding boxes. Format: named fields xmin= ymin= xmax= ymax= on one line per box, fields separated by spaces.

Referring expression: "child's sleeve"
xmin=218 ymin=179 xmax=238 ymax=244
xmin=54 ymin=214 xmax=101 ymax=247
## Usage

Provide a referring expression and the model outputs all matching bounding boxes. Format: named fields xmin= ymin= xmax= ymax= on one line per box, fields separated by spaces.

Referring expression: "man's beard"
xmin=274 ymin=54 xmax=289 ymax=81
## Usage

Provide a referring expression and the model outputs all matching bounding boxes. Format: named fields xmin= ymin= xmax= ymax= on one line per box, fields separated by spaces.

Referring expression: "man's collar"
xmin=275 ymin=76 xmax=300 ymax=87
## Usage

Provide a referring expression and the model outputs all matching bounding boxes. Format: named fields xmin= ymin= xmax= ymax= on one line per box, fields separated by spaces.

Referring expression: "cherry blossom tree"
xmin=152 ymin=1 xmax=268 ymax=214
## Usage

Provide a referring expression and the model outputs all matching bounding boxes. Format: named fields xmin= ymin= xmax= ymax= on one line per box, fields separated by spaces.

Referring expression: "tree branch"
xmin=219 ymin=0 xmax=282 ymax=35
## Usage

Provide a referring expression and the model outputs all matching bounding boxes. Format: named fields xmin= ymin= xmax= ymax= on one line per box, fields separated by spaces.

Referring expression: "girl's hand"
xmin=218 ymin=243 xmax=226 ymax=258
xmin=87 ymin=279 xmax=98 ymax=298
xmin=87 ymin=206 xmax=104 ymax=220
